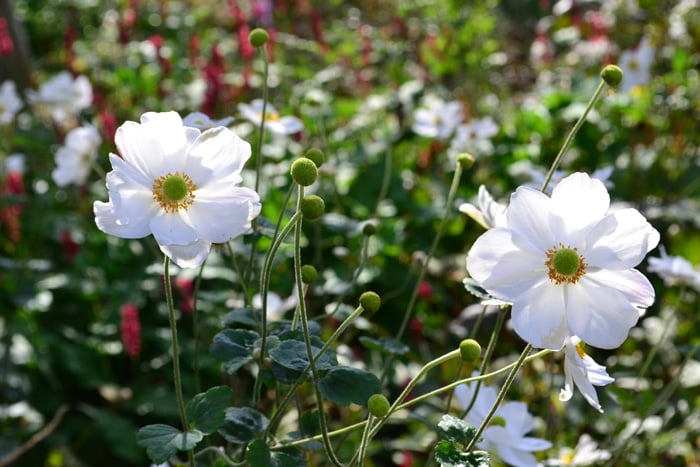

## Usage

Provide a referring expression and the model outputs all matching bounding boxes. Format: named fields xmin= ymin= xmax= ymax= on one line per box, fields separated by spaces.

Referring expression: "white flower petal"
xmin=585 ymin=208 xmax=660 ymax=269
xmin=467 ymin=228 xmax=546 ymax=300
xmin=185 ymin=187 xmax=261 ymax=243
xmin=511 ymin=281 xmax=568 ymax=350
xmin=550 ymin=172 xmax=610 ymax=236
xmin=586 ymin=268 xmax=655 ymax=309
xmin=94 ymin=201 xmax=152 ymax=238
xmin=506 ymin=187 xmax=555 ymax=253
xmin=187 ymin=127 xmax=250 ymax=185
xmin=159 ymin=240 xmax=211 ymax=268
xmin=566 ymin=279 xmax=640 ymax=349
xmin=150 ymin=213 xmax=199 ymax=246
xmin=115 ymin=121 xmax=169 ymax=177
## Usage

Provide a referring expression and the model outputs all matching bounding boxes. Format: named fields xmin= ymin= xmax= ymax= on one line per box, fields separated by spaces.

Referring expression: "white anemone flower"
xmin=183 ymin=112 xmax=234 ymax=131
xmin=52 ymin=124 xmax=102 ymax=187
xmin=0 ymin=80 xmax=22 ymax=125
xmin=455 ymin=377 xmax=552 ymax=467
xmin=529 ymin=166 xmax=614 ymax=194
xmin=560 ymin=336 xmax=614 ymax=412
xmin=542 ymin=433 xmax=611 ymax=466
xmin=467 ymin=172 xmax=659 ymax=350
xmin=647 ymin=246 xmax=700 ymax=290
xmin=411 ymin=95 xmax=463 ymax=141
xmin=459 ymin=185 xmax=508 ymax=229
xmin=252 ymin=287 xmax=298 ymax=322
xmin=453 ymin=117 xmax=499 ymax=147
xmin=237 ymin=99 xmax=303 ymax=136
xmin=94 ymin=111 xmax=261 ymax=268
xmin=618 ymin=36 xmax=655 ymax=93
xmin=27 ymin=71 xmax=92 ymax=123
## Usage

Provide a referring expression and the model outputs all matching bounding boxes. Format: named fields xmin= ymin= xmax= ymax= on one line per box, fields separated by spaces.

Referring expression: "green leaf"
xmin=223 ymin=308 xmax=261 ymax=327
xmin=245 ymin=440 xmax=304 ymax=467
xmin=218 ymin=407 xmax=269 ymax=444
xmin=210 ymin=329 xmax=260 ymax=374
xmin=268 ymin=339 xmax=337 ymax=372
xmin=185 ymin=386 xmax=233 ymax=435
xmin=437 ymin=414 xmax=478 ymax=446
xmin=136 ymin=424 xmax=203 ymax=464
xmin=434 ymin=440 xmax=490 ymax=467
xmin=318 ymin=366 xmax=381 ymax=406
xmin=359 ymin=336 xmax=409 ymax=355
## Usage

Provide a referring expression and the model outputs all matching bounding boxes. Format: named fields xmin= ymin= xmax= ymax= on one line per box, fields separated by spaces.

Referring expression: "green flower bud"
xmin=459 ymin=339 xmax=482 ymax=362
xmin=361 ymin=220 xmax=377 ymax=236
xmin=301 ymin=264 xmax=318 ymax=284
xmin=457 ymin=152 xmax=475 ymax=169
xmin=290 ymin=157 xmax=318 ymax=186
xmin=359 ymin=291 xmax=381 ymax=313
xmin=249 ymin=28 xmax=269 ymax=48
xmin=367 ymin=394 xmax=390 ymax=418
xmin=304 ymin=148 xmax=324 ymax=168
xmin=300 ymin=195 xmax=325 ymax=220
xmin=601 ymin=64 xmax=623 ymax=88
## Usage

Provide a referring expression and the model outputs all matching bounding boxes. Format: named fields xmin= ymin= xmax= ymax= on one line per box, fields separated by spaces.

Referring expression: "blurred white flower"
xmin=541 ymin=433 xmax=611 ymax=466
xmin=453 ymin=117 xmax=498 ymax=148
xmin=559 ymin=336 xmax=614 ymax=412
xmin=0 ymin=80 xmax=22 ymax=125
xmin=4 ymin=153 xmax=25 ymax=174
xmin=94 ymin=111 xmax=261 ymax=268
xmin=238 ymin=99 xmax=304 ymax=136
xmin=467 ymin=173 xmax=659 ymax=350
xmin=618 ymin=36 xmax=655 ymax=93
xmin=529 ymin=166 xmax=613 ymax=194
xmin=459 ymin=185 xmax=508 ymax=229
xmin=411 ymin=94 xmax=463 ymax=140
xmin=27 ymin=71 xmax=92 ymax=123
xmin=252 ymin=288 xmax=298 ymax=321
xmin=52 ymin=124 xmax=102 ymax=186
xmin=647 ymin=246 xmax=700 ymax=290
xmin=455 ymin=376 xmax=552 ymax=467
xmin=183 ymin=112 xmax=234 ymax=131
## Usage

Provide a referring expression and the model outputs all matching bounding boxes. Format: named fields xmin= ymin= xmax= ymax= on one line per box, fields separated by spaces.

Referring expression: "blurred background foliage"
xmin=1 ymin=0 xmax=699 ymax=465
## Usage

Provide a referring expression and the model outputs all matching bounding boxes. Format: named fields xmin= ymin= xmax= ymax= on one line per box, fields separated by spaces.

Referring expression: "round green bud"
xmin=290 ymin=158 xmax=318 ymax=186
xmin=459 ymin=339 xmax=482 ymax=362
xmin=361 ymin=220 xmax=377 ymax=236
xmin=457 ymin=152 xmax=475 ymax=170
xmin=301 ymin=264 xmax=318 ymax=284
xmin=601 ymin=64 xmax=623 ymax=88
xmin=300 ymin=195 xmax=325 ymax=220
xmin=359 ymin=291 xmax=381 ymax=313
xmin=367 ymin=394 xmax=390 ymax=418
xmin=249 ymin=28 xmax=269 ymax=48
xmin=304 ymin=148 xmax=324 ymax=168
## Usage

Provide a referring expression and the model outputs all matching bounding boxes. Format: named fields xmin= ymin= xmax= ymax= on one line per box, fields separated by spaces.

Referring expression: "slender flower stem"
xmin=274 ymin=349 xmax=552 ymax=451
xmin=163 ymin=256 xmax=194 ymax=467
xmin=192 ymin=262 xmax=205 ymax=394
xmin=465 ymin=344 xmax=532 ymax=452
xmin=254 ymin=46 xmax=270 ymax=195
xmin=293 ymin=185 xmax=345 ymax=467
xmin=540 ymin=78 xmax=608 ymax=193
xmin=356 ymin=413 xmax=374 ymax=466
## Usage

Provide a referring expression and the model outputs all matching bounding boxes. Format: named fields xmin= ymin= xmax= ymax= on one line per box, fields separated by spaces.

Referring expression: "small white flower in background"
xmin=237 ymin=99 xmax=304 ymax=136
xmin=27 ymin=71 xmax=93 ymax=123
xmin=559 ymin=336 xmax=614 ymax=413
xmin=459 ymin=185 xmax=508 ymax=229
xmin=452 ymin=116 xmax=499 ymax=148
xmin=541 ymin=433 xmax=611 ymax=466
xmin=52 ymin=124 xmax=102 ymax=187
xmin=252 ymin=287 xmax=298 ymax=322
xmin=529 ymin=166 xmax=614 ymax=194
xmin=0 ymin=80 xmax=22 ymax=125
xmin=4 ymin=153 xmax=25 ymax=174
xmin=467 ymin=172 xmax=659 ymax=350
xmin=455 ymin=376 xmax=552 ymax=467
xmin=94 ymin=111 xmax=261 ymax=268
xmin=411 ymin=94 xmax=463 ymax=141
xmin=618 ymin=36 xmax=655 ymax=93
xmin=183 ymin=112 xmax=234 ymax=131
xmin=647 ymin=246 xmax=700 ymax=291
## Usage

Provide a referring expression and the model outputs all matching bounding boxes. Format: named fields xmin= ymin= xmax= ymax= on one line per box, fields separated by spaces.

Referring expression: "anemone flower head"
xmin=647 ymin=246 xmax=700 ymax=290
xmin=237 ymin=99 xmax=303 ymax=136
xmin=618 ymin=36 xmax=655 ymax=93
xmin=52 ymin=124 xmax=102 ymax=187
xmin=467 ymin=172 xmax=659 ymax=350
xmin=94 ymin=111 xmax=261 ymax=268
xmin=560 ymin=336 xmax=614 ymax=412
xmin=0 ymin=80 xmax=22 ymax=125
xmin=27 ymin=71 xmax=92 ymax=123
xmin=411 ymin=94 xmax=463 ymax=141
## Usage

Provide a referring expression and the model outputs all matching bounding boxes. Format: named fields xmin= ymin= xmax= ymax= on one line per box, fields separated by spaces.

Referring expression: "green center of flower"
xmin=152 ymin=172 xmax=197 ymax=213
xmin=545 ymin=243 xmax=587 ymax=285
xmin=490 ymin=415 xmax=506 ymax=428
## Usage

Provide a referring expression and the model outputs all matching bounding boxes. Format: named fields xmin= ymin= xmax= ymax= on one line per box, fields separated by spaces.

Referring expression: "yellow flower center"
xmin=560 ymin=452 xmax=574 ymax=465
xmin=575 ymin=342 xmax=587 ymax=359
xmin=152 ymin=171 xmax=197 ymax=213
xmin=545 ymin=243 xmax=587 ymax=285
xmin=258 ymin=111 xmax=280 ymax=122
